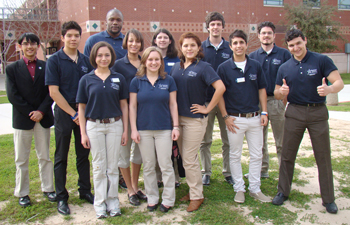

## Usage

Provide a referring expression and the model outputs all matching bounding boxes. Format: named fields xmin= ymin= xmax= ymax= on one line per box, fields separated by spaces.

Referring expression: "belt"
xmin=292 ymin=103 xmax=325 ymax=107
xmin=228 ymin=112 xmax=259 ymax=118
xmin=87 ymin=116 xmax=121 ymax=124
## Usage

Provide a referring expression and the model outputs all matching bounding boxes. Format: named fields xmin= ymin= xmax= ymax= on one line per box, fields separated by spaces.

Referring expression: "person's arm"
xmin=120 ymin=99 xmax=128 ymax=146
xmin=49 ymin=85 xmax=79 ymax=125
xmin=78 ymin=103 xmax=90 ymax=149
xmin=218 ymin=97 xmax=239 ymax=133
xmin=274 ymin=79 xmax=289 ymax=100
xmin=317 ymin=70 xmax=344 ymax=96
xmin=129 ymin=92 xmax=140 ymax=143
xmin=259 ymin=88 xmax=268 ymax=126
xmin=169 ymin=91 xmax=180 ymax=141
xmin=190 ymin=80 xmax=226 ymax=114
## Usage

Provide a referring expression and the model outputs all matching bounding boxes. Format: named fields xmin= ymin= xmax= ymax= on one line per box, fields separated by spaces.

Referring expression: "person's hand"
xmin=225 ymin=116 xmax=239 ymax=133
xmin=29 ymin=111 xmax=43 ymax=122
xmin=72 ymin=112 xmax=79 ymax=125
xmin=261 ymin=115 xmax=268 ymax=126
xmin=190 ymin=104 xmax=208 ymax=114
xmin=81 ymin=133 xmax=90 ymax=149
xmin=279 ymin=79 xmax=290 ymax=96
xmin=121 ymin=131 xmax=128 ymax=146
xmin=172 ymin=129 xmax=180 ymax=141
xmin=131 ymin=130 xmax=141 ymax=144
xmin=317 ymin=77 xmax=332 ymax=96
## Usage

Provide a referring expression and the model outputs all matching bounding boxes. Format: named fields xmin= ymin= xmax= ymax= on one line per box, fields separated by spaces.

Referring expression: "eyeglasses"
xmin=260 ymin=31 xmax=273 ymax=36
xmin=21 ymin=42 xmax=38 ymax=46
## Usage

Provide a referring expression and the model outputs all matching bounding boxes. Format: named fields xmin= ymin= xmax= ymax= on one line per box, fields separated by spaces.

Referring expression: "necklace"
xmin=73 ymin=54 xmax=78 ymax=64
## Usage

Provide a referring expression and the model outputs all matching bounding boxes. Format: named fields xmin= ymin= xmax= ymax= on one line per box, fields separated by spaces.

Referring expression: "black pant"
xmin=278 ymin=104 xmax=334 ymax=204
xmin=54 ymin=104 xmax=91 ymax=201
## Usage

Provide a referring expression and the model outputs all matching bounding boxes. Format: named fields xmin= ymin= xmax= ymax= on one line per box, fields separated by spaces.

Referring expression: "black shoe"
xmin=202 ymin=175 xmax=210 ymax=186
xmin=322 ymin=202 xmax=338 ymax=214
xmin=79 ymin=193 xmax=94 ymax=204
xmin=128 ymin=194 xmax=140 ymax=206
xmin=175 ymin=182 xmax=181 ymax=188
xmin=136 ymin=190 xmax=147 ymax=201
xmin=159 ymin=204 xmax=171 ymax=213
xmin=57 ymin=200 xmax=70 ymax=215
xmin=18 ymin=195 xmax=31 ymax=207
xmin=157 ymin=180 xmax=163 ymax=188
xmin=225 ymin=176 xmax=234 ymax=185
xmin=272 ymin=192 xmax=288 ymax=205
xmin=119 ymin=177 xmax=127 ymax=189
xmin=147 ymin=204 xmax=158 ymax=212
xmin=43 ymin=192 xmax=57 ymax=202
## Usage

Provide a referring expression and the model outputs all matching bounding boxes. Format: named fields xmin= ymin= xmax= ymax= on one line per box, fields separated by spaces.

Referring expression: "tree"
xmin=283 ymin=0 xmax=344 ymax=53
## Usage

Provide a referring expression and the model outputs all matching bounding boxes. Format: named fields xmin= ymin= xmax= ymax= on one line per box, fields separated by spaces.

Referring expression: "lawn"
xmin=0 ymin=91 xmax=9 ymax=104
xmin=341 ymin=73 xmax=350 ymax=84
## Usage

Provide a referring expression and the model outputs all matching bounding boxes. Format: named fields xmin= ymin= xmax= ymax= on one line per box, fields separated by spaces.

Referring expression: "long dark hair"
xmin=151 ymin=28 xmax=178 ymax=58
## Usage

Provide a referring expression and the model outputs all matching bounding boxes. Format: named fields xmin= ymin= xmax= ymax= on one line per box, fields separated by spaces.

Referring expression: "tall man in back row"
xmin=200 ymin=11 xmax=233 ymax=186
xmin=84 ymin=8 xmax=127 ymax=59
xmin=249 ymin=21 xmax=291 ymax=178
xmin=272 ymin=29 xmax=344 ymax=214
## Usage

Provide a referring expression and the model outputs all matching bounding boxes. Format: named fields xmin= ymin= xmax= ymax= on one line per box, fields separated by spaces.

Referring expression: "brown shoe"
xmin=179 ymin=193 xmax=190 ymax=201
xmin=187 ymin=198 xmax=204 ymax=212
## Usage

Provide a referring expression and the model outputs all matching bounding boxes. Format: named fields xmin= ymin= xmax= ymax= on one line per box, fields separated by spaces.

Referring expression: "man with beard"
xmin=249 ymin=21 xmax=291 ymax=178
xmin=84 ymin=9 xmax=127 ymax=59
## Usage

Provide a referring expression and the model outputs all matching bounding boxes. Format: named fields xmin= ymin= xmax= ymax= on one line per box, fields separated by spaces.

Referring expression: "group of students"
xmin=7 ymin=9 xmax=344 ymax=220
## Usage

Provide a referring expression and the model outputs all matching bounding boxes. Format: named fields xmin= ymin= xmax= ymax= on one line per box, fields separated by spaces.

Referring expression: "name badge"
xmin=167 ymin=62 xmax=175 ymax=66
xmin=236 ymin=77 xmax=245 ymax=83
xmin=111 ymin=78 xmax=120 ymax=82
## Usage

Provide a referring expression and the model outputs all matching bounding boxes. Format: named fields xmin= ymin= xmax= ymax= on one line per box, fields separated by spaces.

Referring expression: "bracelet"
xmin=71 ymin=112 xmax=78 ymax=120
xmin=261 ymin=111 xmax=268 ymax=116
xmin=173 ymin=127 xmax=180 ymax=131
xmin=223 ymin=114 xmax=230 ymax=120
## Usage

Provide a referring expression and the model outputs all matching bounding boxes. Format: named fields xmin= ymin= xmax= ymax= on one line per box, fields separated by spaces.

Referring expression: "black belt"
xmin=87 ymin=116 xmax=121 ymax=124
xmin=228 ymin=112 xmax=259 ymax=118
xmin=291 ymin=103 xmax=325 ymax=107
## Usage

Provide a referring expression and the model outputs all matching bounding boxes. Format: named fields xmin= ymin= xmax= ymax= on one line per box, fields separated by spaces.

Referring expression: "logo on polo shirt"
xmin=221 ymin=52 xmax=230 ymax=59
xmin=111 ymin=83 xmax=120 ymax=90
xmin=307 ymin=69 xmax=318 ymax=76
xmin=272 ymin=58 xmax=281 ymax=65
xmin=188 ymin=71 xmax=197 ymax=77
xmin=81 ymin=66 xmax=88 ymax=73
xmin=158 ymin=84 xmax=169 ymax=90
xmin=249 ymin=74 xmax=257 ymax=80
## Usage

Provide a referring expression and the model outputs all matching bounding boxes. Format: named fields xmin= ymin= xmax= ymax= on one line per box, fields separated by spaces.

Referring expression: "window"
xmin=263 ymin=0 xmax=283 ymax=6
xmin=338 ymin=0 xmax=350 ymax=9
xmin=303 ymin=0 xmax=320 ymax=8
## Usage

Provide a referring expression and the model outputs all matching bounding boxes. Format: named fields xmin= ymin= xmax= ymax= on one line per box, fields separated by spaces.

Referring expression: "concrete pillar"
xmin=326 ymin=93 xmax=339 ymax=106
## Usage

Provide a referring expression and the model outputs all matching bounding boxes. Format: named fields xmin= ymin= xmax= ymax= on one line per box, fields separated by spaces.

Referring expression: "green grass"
xmin=327 ymin=101 xmax=350 ymax=112
xmin=341 ymin=73 xmax=350 ymax=84
xmin=0 ymin=90 xmax=9 ymax=104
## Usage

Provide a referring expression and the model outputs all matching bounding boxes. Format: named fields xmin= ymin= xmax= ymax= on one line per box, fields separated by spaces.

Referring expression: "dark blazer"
xmin=6 ymin=59 xmax=54 ymax=130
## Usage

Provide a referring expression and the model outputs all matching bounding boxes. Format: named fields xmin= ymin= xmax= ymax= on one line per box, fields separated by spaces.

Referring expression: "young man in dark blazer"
xmin=6 ymin=33 xmax=56 ymax=207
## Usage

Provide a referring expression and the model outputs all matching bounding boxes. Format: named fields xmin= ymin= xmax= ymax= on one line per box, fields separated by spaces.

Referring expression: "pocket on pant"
xmin=276 ymin=100 xmax=286 ymax=115
xmin=86 ymin=121 xmax=96 ymax=132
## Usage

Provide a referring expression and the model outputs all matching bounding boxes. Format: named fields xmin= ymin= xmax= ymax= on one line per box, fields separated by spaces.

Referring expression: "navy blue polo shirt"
xmin=110 ymin=54 xmax=139 ymax=88
xmin=84 ymin=31 xmax=127 ymax=60
xmin=217 ymin=56 xmax=267 ymax=113
xmin=249 ymin=45 xmax=291 ymax=96
xmin=129 ymin=75 xmax=177 ymax=130
xmin=45 ymin=48 xmax=94 ymax=103
xmin=170 ymin=60 xmax=220 ymax=118
xmin=76 ymin=70 xmax=128 ymax=119
xmin=276 ymin=50 xmax=337 ymax=105
xmin=164 ymin=56 xmax=180 ymax=75
xmin=202 ymin=37 xmax=233 ymax=101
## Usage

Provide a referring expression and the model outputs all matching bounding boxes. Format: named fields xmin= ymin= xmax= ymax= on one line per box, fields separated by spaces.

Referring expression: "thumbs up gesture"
xmin=317 ymin=77 xmax=332 ymax=96
xmin=279 ymin=78 xmax=289 ymax=96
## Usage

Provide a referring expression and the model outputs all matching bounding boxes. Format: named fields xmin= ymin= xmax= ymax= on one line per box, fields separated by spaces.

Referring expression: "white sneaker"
xmin=249 ymin=191 xmax=272 ymax=203
xmin=96 ymin=211 xmax=107 ymax=219
xmin=234 ymin=191 xmax=245 ymax=203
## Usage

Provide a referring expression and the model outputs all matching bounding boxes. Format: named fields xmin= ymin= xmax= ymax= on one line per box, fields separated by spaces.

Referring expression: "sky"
xmin=0 ymin=0 xmax=23 ymax=8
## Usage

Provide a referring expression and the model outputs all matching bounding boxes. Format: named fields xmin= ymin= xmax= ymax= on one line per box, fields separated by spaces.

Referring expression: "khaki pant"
xmin=14 ymin=123 xmax=54 ymax=197
xmin=119 ymin=121 xmax=142 ymax=168
xmin=87 ymin=120 xmax=123 ymax=213
xmin=177 ymin=116 xmax=208 ymax=200
xmin=262 ymin=97 xmax=285 ymax=174
xmin=200 ymin=104 xmax=231 ymax=177
xmin=138 ymin=130 xmax=175 ymax=206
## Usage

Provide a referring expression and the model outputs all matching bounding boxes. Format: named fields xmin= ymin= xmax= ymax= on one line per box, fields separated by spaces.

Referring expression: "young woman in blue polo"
xmin=76 ymin=42 xmax=128 ymax=219
xmin=170 ymin=32 xmax=226 ymax=212
xmin=151 ymin=28 xmax=181 ymax=188
xmin=110 ymin=29 xmax=146 ymax=206
xmin=129 ymin=46 xmax=179 ymax=213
